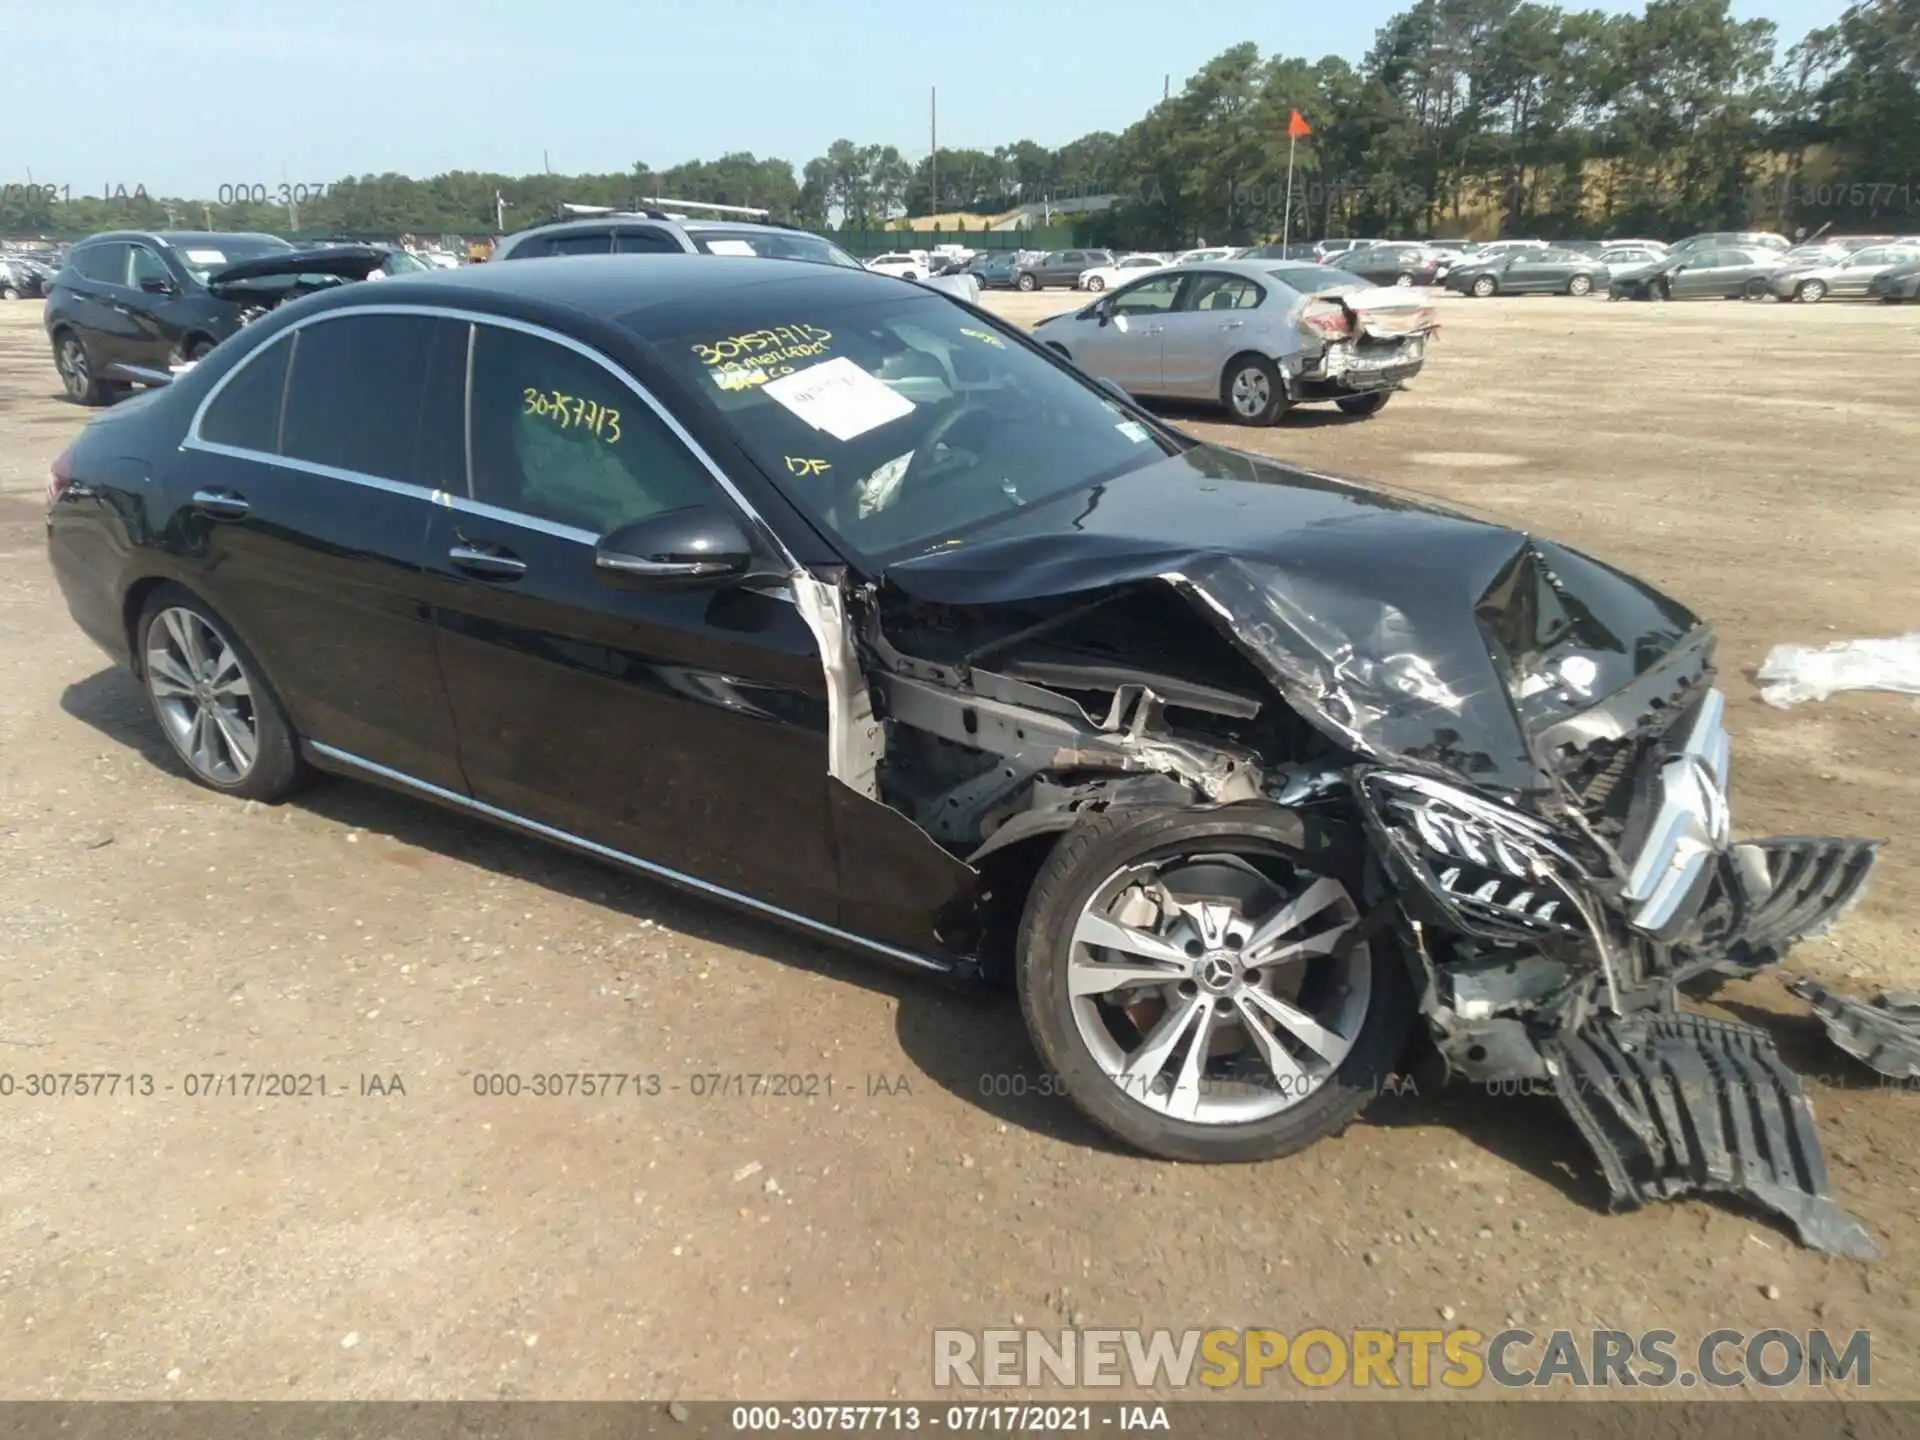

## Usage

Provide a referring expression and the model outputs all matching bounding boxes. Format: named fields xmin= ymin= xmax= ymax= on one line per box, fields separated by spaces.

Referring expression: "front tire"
xmin=1336 ymin=391 xmax=1390 ymax=418
xmin=1393 ymin=273 xmax=1414 ymax=287
xmin=1085 ymin=275 xmax=1106 ymax=292
xmin=1471 ymin=275 xmax=1498 ymax=298
xmin=1221 ymin=354 xmax=1289 ymax=426
xmin=137 ymin=587 xmax=305 ymax=802
xmin=1796 ymin=279 xmax=1827 ymax=303
xmin=1015 ymin=806 xmax=1413 ymax=1163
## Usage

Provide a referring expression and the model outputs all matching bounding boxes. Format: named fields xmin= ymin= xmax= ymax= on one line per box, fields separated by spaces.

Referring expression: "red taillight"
xmin=47 ymin=447 xmax=74 ymax=509
xmin=1302 ymin=303 xmax=1352 ymax=340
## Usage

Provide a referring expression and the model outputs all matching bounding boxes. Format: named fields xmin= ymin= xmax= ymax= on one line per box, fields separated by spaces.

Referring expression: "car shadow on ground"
xmin=65 ymin=662 xmax=1855 ymax=1199
xmin=59 ymin=664 xmax=1124 ymax=1155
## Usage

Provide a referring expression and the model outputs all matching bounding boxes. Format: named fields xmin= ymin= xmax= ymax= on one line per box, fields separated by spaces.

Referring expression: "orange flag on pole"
xmin=1288 ymin=110 xmax=1313 ymax=139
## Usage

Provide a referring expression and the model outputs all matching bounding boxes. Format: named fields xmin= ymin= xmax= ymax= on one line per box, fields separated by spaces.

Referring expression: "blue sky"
xmin=4 ymin=0 xmax=1849 ymax=198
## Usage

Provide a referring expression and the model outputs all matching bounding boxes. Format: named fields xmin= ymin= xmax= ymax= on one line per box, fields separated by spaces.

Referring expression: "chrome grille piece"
xmin=1620 ymin=688 xmax=1732 ymax=936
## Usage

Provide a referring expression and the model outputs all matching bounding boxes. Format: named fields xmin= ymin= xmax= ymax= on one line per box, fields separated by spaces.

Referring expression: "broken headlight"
xmin=1358 ymin=772 xmax=1589 ymax=941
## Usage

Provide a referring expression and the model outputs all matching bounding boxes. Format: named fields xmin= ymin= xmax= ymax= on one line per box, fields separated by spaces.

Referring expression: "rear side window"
xmin=70 ymin=243 xmax=129 ymax=283
xmin=279 ymin=314 xmax=442 ymax=480
xmin=466 ymin=323 xmax=713 ymax=535
xmin=199 ymin=334 xmax=293 ymax=452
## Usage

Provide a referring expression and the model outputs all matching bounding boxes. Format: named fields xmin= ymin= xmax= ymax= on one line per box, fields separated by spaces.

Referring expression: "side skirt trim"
xmin=306 ymin=741 xmax=955 ymax=976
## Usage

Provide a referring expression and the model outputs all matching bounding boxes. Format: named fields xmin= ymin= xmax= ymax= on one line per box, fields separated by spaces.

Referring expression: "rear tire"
xmin=1220 ymin=354 xmax=1289 ymax=426
xmin=1017 ymin=273 xmax=1038 ymax=292
xmin=1648 ymin=279 xmax=1671 ymax=301
xmin=1393 ymin=273 xmax=1414 ymax=287
xmin=1743 ymin=277 xmax=1769 ymax=300
xmin=1336 ymin=392 xmax=1391 ymax=418
xmin=1 ymin=286 xmax=19 ymax=301
xmin=54 ymin=329 xmax=121 ymax=406
xmin=136 ymin=586 xmax=306 ymax=803
xmin=1015 ymin=805 xmax=1414 ymax=1163
xmin=1568 ymin=274 xmax=1593 ymax=297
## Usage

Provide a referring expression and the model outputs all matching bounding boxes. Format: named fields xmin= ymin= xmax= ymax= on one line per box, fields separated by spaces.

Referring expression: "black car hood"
xmin=205 ymin=245 xmax=387 ymax=301
xmin=882 ymin=445 xmax=1702 ymax=794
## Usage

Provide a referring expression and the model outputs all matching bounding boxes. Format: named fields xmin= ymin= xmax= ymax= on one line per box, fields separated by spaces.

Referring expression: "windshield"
xmin=174 ymin=236 xmax=295 ymax=285
xmin=1265 ymin=264 xmax=1365 ymax=292
xmin=642 ymin=291 xmax=1183 ymax=563
xmin=692 ymin=229 xmax=863 ymax=268
xmin=384 ymin=249 xmax=431 ymax=273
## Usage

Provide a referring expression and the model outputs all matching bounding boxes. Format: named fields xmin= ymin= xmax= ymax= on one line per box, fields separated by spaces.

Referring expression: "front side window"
xmin=547 ymin=231 xmax=613 ymax=256
xmin=467 ymin=324 xmax=714 ymax=534
xmin=278 ymin=314 xmax=443 ymax=480
xmin=199 ymin=333 xmax=294 ymax=452
xmin=1109 ymin=274 xmax=1184 ymax=314
xmin=644 ymin=291 xmax=1182 ymax=561
xmin=614 ymin=228 xmax=681 ymax=255
xmin=127 ymin=245 xmax=172 ymax=291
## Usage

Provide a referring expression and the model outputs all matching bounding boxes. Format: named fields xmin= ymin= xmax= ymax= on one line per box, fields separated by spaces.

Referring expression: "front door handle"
xmin=1219 ymin=319 xmax=1245 ymax=329
xmin=191 ymin=487 xmax=250 ymax=519
xmin=1144 ymin=325 xmax=1164 ymax=335
xmin=449 ymin=543 xmax=528 ymax=580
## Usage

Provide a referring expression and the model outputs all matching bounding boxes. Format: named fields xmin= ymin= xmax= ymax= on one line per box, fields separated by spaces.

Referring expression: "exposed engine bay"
xmin=793 ymin=518 xmax=1887 ymax=1258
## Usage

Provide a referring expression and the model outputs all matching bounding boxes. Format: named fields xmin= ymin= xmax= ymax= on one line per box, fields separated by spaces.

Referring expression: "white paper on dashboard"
xmin=185 ymin=249 xmax=227 ymax=264
xmin=762 ymin=357 xmax=915 ymax=441
xmin=704 ymin=239 xmax=758 ymax=256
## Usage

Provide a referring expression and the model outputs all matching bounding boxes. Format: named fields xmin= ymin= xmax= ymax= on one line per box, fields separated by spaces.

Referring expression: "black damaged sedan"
xmin=44 ymin=256 xmax=1884 ymax=1253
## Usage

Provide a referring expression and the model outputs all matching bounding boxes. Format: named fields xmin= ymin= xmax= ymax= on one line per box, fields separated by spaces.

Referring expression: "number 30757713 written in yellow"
xmin=523 ymin=387 xmax=621 ymax=442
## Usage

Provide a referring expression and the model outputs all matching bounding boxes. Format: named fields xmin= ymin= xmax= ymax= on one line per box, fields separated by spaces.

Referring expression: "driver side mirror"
xmin=594 ymin=504 xmax=757 ymax=591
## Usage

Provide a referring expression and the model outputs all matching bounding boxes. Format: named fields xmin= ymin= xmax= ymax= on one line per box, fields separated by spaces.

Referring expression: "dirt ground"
xmin=1 ymin=287 xmax=1916 ymax=1402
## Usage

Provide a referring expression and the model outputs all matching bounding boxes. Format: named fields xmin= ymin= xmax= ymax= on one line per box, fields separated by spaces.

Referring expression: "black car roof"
xmin=290 ymin=253 xmax=918 ymax=323
xmin=70 ymin=230 xmax=290 ymax=249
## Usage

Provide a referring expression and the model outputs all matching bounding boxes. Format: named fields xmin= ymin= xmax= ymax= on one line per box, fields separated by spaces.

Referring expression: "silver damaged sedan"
xmin=1030 ymin=259 xmax=1438 ymax=425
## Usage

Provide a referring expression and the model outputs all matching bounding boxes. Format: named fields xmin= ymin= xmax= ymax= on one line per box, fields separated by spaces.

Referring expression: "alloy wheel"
xmin=1229 ymin=365 xmax=1271 ymax=418
xmin=58 ymin=337 xmax=90 ymax=400
xmin=1066 ymin=853 xmax=1369 ymax=1123
xmin=1569 ymin=274 xmax=1592 ymax=296
xmin=145 ymin=606 xmax=260 ymax=785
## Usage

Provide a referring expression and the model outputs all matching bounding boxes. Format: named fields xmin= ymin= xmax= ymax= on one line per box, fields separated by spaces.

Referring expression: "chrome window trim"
xmin=307 ymin=741 xmax=950 ymax=975
xmin=180 ymin=301 xmax=802 ymax=572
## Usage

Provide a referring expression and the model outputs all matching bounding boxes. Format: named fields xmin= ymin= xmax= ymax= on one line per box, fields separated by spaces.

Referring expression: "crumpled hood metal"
xmin=882 ymin=445 xmax=1700 ymax=795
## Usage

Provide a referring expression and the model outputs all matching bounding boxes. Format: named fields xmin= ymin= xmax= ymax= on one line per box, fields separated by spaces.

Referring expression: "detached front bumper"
xmin=1355 ymin=684 xmax=1886 ymax=1254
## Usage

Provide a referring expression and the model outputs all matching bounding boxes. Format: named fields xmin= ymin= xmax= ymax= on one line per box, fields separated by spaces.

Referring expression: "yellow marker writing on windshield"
xmin=785 ymin=457 xmax=832 ymax=478
xmin=959 ymin=326 xmax=1006 ymax=348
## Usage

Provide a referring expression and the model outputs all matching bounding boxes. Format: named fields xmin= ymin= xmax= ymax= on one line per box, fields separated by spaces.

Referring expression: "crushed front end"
xmin=1354 ymin=634 xmax=1883 ymax=1258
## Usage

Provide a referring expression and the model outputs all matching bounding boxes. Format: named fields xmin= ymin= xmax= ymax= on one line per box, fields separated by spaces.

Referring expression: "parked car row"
xmin=1 ymin=250 xmax=60 ymax=299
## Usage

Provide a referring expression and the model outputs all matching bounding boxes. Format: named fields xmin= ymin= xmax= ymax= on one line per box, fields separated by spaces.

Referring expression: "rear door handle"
xmin=1220 ymin=319 xmax=1245 ymax=329
xmin=449 ymin=543 xmax=528 ymax=580
xmin=191 ymin=488 xmax=250 ymax=519
xmin=1144 ymin=325 xmax=1164 ymax=335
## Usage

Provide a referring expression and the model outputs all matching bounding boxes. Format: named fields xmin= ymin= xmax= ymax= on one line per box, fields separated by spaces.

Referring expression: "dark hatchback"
xmin=44 ymin=256 xmax=1885 ymax=1252
xmin=44 ymin=231 xmax=392 ymax=404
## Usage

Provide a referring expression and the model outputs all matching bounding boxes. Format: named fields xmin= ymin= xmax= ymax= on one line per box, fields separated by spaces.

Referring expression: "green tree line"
xmin=5 ymin=0 xmax=1914 ymax=246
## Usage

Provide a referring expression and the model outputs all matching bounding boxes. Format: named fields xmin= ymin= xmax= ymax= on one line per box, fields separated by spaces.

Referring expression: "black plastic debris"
xmin=1788 ymin=976 xmax=1920 ymax=1081
xmin=1718 ymin=836 xmax=1882 ymax=976
xmin=1541 ymin=1011 xmax=1879 ymax=1260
